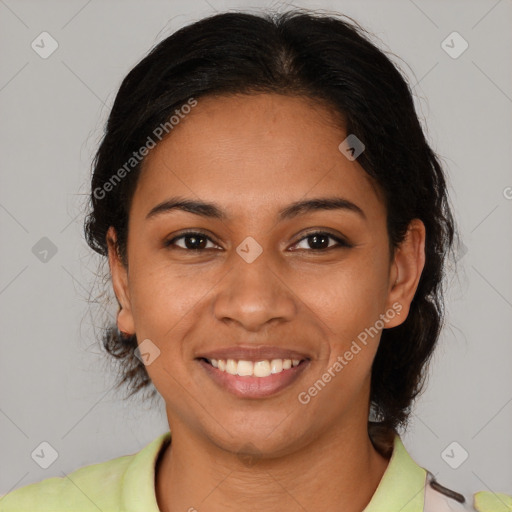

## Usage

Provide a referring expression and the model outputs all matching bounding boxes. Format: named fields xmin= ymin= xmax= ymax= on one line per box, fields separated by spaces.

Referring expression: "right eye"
xmin=164 ymin=231 xmax=220 ymax=251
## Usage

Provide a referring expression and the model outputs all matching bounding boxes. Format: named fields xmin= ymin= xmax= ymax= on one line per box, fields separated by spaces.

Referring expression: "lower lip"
xmin=197 ymin=358 xmax=310 ymax=399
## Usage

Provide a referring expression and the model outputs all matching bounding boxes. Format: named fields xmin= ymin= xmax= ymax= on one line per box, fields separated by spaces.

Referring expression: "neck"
xmin=155 ymin=420 xmax=391 ymax=512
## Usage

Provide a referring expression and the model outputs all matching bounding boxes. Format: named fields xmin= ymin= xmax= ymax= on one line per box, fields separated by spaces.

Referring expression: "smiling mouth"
xmin=196 ymin=356 xmax=310 ymax=399
xmin=197 ymin=357 xmax=308 ymax=377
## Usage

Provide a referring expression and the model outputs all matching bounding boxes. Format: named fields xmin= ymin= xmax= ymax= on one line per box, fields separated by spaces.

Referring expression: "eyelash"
xmin=164 ymin=230 xmax=352 ymax=252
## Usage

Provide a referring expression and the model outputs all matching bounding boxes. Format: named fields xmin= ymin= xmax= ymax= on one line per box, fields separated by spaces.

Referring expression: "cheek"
xmin=296 ymin=258 xmax=389 ymax=377
xmin=126 ymin=264 xmax=205 ymax=397
xmin=304 ymin=262 xmax=388 ymax=333
xmin=305 ymin=271 xmax=385 ymax=406
xmin=127 ymin=260 xmax=207 ymax=346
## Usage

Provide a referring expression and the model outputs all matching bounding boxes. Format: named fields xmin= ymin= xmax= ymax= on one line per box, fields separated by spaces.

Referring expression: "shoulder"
xmin=0 ymin=431 xmax=171 ymax=512
xmin=473 ymin=490 xmax=512 ymax=512
xmin=424 ymin=471 xmax=512 ymax=512
xmin=0 ymin=452 xmax=134 ymax=512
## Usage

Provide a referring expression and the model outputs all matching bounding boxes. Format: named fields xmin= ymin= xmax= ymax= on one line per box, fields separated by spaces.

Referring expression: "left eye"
xmin=164 ymin=231 xmax=351 ymax=252
xmin=292 ymin=232 xmax=351 ymax=251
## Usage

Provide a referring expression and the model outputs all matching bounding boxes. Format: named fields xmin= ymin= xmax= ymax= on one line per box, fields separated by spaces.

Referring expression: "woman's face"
xmin=108 ymin=93 xmax=424 ymax=456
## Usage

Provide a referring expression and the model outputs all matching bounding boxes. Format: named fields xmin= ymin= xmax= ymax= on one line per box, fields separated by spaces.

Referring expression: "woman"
xmin=1 ymin=8 xmax=510 ymax=512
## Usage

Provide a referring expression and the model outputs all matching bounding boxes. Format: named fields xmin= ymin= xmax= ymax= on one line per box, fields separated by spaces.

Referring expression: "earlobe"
xmin=385 ymin=219 xmax=426 ymax=329
xmin=106 ymin=226 xmax=135 ymax=335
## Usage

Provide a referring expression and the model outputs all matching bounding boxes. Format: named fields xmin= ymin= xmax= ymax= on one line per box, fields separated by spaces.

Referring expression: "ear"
xmin=384 ymin=218 xmax=426 ymax=328
xmin=106 ymin=226 xmax=135 ymax=335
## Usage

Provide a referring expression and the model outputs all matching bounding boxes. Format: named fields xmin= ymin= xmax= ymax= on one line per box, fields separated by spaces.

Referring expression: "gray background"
xmin=1 ymin=0 xmax=511 ymax=501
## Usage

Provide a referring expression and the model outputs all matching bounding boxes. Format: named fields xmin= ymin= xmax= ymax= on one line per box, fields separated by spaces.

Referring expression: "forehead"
xmin=131 ymin=93 xmax=384 ymax=223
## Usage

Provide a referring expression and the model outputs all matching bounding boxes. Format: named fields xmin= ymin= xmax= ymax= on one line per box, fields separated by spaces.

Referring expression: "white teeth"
xmin=206 ymin=357 xmax=304 ymax=377
xmin=253 ymin=360 xmax=271 ymax=377
xmin=270 ymin=359 xmax=283 ymax=373
xmin=226 ymin=359 xmax=237 ymax=375
xmin=237 ymin=360 xmax=254 ymax=376
xmin=270 ymin=358 xmax=283 ymax=374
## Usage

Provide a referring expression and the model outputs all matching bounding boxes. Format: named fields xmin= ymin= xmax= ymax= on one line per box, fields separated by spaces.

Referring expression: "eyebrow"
xmin=145 ymin=195 xmax=366 ymax=222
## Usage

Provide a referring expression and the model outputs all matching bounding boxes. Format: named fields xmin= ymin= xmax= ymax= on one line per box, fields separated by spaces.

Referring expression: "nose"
xmin=212 ymin=253 xmax=297 ymax=333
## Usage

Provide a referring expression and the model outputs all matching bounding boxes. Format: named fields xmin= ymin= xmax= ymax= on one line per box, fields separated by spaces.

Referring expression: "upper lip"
xmin=195 ymin=345 xmax=311 ymax=362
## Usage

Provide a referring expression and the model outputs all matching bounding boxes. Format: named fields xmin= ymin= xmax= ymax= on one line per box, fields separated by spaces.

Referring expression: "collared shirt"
xmin=0 ymin=432 xmax=509 ymax=511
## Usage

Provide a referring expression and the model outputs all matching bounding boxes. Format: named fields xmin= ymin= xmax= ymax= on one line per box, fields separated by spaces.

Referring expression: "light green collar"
xmin=122 ymin=432 xmax=426 ymax=512
xmin=122 ymin=431 xmax=172 ymax=512
xmin=364 ymin=435 xmax=426 ymax=512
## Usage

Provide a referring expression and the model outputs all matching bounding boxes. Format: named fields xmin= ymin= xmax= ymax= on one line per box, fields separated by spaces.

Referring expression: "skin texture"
xmin=107 ymin=93 xmax=426 ymax=512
